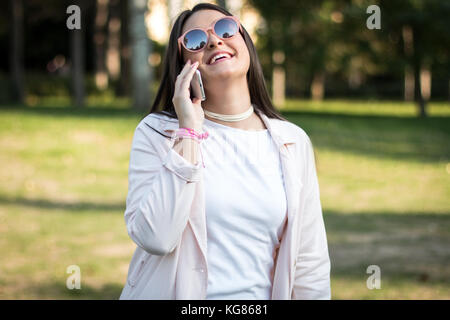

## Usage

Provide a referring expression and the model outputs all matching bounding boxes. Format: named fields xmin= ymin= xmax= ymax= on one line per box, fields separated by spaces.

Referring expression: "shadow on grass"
xmin=0 ymin=194 xmax=125 ymax=212
xmin=23 ymin=280 xmax=124 ymax=300
xmin=0 ymin=104 xmax=146 ymax=120
xmin=281 ymin=110 xmax=450 ymax=164
xmin=1 ymin=208 xmax=448 ymax=299
xmin=323 ymin=211 xmax=450 ymax=284
xmin=17 ymin=276 xmax=449 ymax=300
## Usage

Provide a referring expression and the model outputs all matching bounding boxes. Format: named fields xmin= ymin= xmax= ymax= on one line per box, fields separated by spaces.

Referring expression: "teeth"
xmin=211 ymin=53 xmax=231 ymax=64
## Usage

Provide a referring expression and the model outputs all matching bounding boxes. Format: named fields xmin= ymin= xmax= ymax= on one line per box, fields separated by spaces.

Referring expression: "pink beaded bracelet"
xmin=175 ymin=127 xmax=209 ymax=141
xmin=173 ymin=127 xmax=209 ymax=168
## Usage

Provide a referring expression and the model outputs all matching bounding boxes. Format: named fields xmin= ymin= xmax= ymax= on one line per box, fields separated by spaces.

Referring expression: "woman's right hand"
xmin=172 ymin=60 xmax=205 ymax=130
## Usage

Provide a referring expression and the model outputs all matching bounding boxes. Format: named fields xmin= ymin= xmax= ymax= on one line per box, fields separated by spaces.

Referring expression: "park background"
xmin=0 ymin=0 xmax=449 ymax=299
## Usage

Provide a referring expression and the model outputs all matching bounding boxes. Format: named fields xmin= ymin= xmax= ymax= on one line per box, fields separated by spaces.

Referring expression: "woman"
xmin=119 ymin=3 xmax=330 ymax=300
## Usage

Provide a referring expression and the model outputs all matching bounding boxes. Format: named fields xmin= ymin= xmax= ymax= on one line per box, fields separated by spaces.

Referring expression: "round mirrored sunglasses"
xmin=177 ymin=16 xmax=242 ymax=54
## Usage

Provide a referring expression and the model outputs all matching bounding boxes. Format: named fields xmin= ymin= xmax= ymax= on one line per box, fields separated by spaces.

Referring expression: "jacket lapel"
xmin=258 ymin=111 xmax=304 ymax=298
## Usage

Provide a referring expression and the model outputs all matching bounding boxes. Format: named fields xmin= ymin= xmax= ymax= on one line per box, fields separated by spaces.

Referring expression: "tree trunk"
xmin=71 ymin=18 xmax=85 ymax=107
xmin=117 ymin=0 xmax=130 ymax=96
xmin=272 ymin=50 xmax=285 ymax=108
xmin=404 ymin=66 xmax=414 ymax=101
xmin=94 ymin=0 xmax=109 ymax=90
xmin=129 ymin=0 xmax=152 ymax=113
xmin=412 ymin=26 xmax=427 ymax=117
xmin=311 ymin=71 xmax=325 ymax=101
xmin=10 ymin=0 xmax=25 ymax=104
xmin=272 ymin=66 xmax=285 ymax=108
xmin=413 ymin=61 xmax=426 ymax=117
xmin=420 ymin=65 xmax=431 ymax=101
xmin=402 ymin=25 xmax=414 ymax=101
xmin=107 ymin=0 xmax=121 ymax=81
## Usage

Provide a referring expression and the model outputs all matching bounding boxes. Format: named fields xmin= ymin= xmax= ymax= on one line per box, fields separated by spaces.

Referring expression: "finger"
xmin=192 ymin=97 xmax=201 ymax=105
xmin=175 ymin=63 xmax=198 ymax=94
xmin=177 ymin=60 xmax=192 ymax=81
xmin=174 ymin=60 xmax=191 ymax=87
xmin=180 ymin=62 xmax=199 ymax=92
xmin=181 ymin=60 xmax=198 ymax=81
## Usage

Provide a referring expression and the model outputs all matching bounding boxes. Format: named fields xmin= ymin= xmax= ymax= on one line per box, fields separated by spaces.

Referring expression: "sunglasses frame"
xmin=177 ymin=16 xmax=243 ymax=55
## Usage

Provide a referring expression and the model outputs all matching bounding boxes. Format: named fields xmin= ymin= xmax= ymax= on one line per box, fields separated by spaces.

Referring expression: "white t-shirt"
xmin=202 ymin=117 xmax=288 ymax=300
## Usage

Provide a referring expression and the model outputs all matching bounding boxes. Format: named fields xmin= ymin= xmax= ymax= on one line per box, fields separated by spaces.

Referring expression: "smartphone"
xmin=190 ymin=69 xmax=206 ymax=101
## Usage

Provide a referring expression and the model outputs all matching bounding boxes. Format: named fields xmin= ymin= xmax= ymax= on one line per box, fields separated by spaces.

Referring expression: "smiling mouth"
xmin=208 ymin=55 xmax=234 ymax=65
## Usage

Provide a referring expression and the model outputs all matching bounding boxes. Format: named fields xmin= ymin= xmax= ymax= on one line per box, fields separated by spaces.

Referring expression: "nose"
xmin=207 ymin=32 xmax=223 ymax=49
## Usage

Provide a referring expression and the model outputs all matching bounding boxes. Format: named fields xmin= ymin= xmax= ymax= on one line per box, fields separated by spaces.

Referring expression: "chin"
xmin=205 ymin=66 xmax=247 ymax=80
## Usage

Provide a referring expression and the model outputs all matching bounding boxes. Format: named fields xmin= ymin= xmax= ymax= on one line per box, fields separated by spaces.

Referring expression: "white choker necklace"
xmin=204 ymin=104 xmax=254 ymax=122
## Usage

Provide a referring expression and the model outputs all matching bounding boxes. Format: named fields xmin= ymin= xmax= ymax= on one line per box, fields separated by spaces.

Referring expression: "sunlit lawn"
xmin=0 ymin=99 xmax=449 ymax=299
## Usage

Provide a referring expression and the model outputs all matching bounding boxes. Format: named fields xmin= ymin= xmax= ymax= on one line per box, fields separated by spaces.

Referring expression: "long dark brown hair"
xmin=148 ymin=2 xmax=287 ymax=122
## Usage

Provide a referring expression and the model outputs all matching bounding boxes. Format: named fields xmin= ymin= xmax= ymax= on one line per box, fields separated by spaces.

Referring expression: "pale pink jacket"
xmin=119 ymin=109 xmax=331 ymax=300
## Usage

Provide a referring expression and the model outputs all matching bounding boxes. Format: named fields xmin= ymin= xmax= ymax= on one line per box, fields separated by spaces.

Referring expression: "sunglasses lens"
xmin=184 ymin=29 xmax=207 ymax=51
xmin=214 ymin=18 xmax=238 ymax=39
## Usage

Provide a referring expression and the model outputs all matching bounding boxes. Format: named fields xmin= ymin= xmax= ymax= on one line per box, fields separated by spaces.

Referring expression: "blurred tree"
xmin=272 ymin=50 xmax=286 ymax=106
xmin=94 ymin=0 xmax=109 ymax=90
xmin=10 ymin=0 xmax=25 ymax=103
xmin=402 ymin=25 xmax=414 ymax=101
xmin=1 ymin=0 xmax=447 ymax=107
xmin=250 ymin=0 xmax=449 ymax=110
xmin=129 ymin=0 xmax=152 ymax=112
xmin=376 ymin=0 xmax=450 ymax=117
xmin=117 ymin=0 xmax=130 ymax=96
xmin=106 ymin=0 xmax=121 ymax=81
xmin=168 ymin=0 xmax=184 ymax=28
xmin=227 ymin=0 xmax=243 ymax=18
xmin=250 ymin=0 xmax=340 ymax=101
xmin=70 ymin=0 xmax=86 ymax=107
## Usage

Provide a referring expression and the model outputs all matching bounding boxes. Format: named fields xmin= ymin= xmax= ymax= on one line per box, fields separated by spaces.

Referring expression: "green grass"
xmin=0 ymin=99 xmax=449 ymax=299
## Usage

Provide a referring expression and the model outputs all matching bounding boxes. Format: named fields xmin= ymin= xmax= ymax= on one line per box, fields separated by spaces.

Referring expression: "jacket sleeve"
xmin=124 ymin=121 xmax=203 ymax=256
xmin=292 ymin=134 xmax=331 ymax=300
